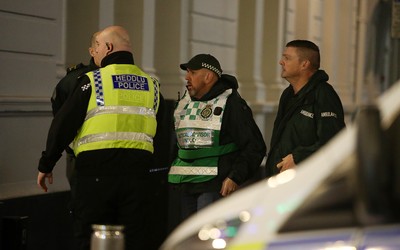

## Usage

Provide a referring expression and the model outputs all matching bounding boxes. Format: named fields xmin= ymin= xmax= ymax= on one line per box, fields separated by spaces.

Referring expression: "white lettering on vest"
xmin=112 ymin=74 xmax=149 ymax=91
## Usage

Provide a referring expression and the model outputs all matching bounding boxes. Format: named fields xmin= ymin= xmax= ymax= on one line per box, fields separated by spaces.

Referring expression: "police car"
xmin=160 ymin=80 xmax=400 ymax=250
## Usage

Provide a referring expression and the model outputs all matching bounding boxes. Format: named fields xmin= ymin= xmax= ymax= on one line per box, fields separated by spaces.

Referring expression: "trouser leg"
xmin=197 ymin=192 xmax=222 ymax=211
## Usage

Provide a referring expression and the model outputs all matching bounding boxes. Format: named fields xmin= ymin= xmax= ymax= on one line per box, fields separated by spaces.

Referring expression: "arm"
xmin=51 ymin=65 xmax=82 ymax=115
xmin=51 ymin=80 xmax=68 ymax=116
xmin=221 ymin=93 xmax=267 ymax=187
xmin=37 ymin=76 xmax=91 ymax=191
xmin=51 ymin=62 xmax=94 ymax=116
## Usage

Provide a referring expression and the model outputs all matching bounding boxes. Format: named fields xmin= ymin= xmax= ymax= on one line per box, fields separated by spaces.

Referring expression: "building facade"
xmin=0 ymin=0 xmax=399 ymax=199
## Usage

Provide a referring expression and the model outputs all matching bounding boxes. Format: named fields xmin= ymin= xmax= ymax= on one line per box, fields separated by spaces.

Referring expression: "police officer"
xmin=51 ymin=31 xmax=101 ymax=185
xmin=37 ymin=25 xmax=164 ymax=250
xmin=265 ymin=40 xmax=346 ymax=177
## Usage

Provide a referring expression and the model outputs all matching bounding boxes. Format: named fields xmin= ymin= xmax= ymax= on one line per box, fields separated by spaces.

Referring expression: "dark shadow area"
xmin=1 ymin=191 xmax=74 ymax=250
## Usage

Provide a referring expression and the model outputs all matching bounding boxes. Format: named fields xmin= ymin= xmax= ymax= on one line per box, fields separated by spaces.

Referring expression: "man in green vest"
xmin=169 ymin=54 xmax=266 ymax=221
xmin=36 ymin=25 xmax=164 ymax=250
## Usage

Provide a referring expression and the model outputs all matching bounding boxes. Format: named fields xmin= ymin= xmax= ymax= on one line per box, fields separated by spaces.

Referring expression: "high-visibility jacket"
xmin=73 ymin=64 xmax=160 ymax=156
xmin=168 ymin=89 xmax=238 ymax=184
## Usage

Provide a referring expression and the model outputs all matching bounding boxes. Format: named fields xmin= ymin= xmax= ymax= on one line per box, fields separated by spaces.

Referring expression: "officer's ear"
xmin=88 ymin=47 xmax=95 ymax=57
xmin=106 ymin=42 xmax=113 ymax=52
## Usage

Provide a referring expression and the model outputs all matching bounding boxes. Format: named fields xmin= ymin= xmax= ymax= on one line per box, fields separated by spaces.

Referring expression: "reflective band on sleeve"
xmin=76 ymin=131 xmax=153 ymax=147
xmin=85 ymin=106 xmax=155 ymax=120
xmin=169 ymin=166 xmax=217 ymax=175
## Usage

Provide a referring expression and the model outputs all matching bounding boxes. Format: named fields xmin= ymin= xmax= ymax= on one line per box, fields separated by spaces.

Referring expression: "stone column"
xmin=99 ymin=0 xmax=114 ymax=28
xmin=153 ymin=0 xmax=188 ymax=100
xmin=237 ymin=0 xmax=266 ymax=102
xmin=322 ymin=0 xmax=358 ymax=110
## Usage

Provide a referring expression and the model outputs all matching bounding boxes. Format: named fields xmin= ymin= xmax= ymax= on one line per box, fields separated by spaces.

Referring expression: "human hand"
xmin=277 ymin=154 xmax=295 ymax=173
xmin=220 ymin=177 xmax=238 ymax=197
xmin=37 ymin=171 xmax=53 ymax=192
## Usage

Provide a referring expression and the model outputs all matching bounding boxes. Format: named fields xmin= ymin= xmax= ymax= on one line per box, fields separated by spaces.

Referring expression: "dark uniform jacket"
xmin=265 ymin=70 xmax=345 ymax=177
xmin=175 ymin=74 xmax=267 ymax=194
xmin=51 ymin=58 xmax=98 ymax=115
xmin=38 ymin=51 xmax=165 ymax=177
xmin=51 ymin=58 xmax=98 ymax=154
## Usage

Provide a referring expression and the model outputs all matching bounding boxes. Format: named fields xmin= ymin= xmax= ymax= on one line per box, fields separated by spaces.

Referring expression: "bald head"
xmin=93 ymin=26 xmax=133 ymax=67
xmin=99 ymin=25 xmax=132 ymax=53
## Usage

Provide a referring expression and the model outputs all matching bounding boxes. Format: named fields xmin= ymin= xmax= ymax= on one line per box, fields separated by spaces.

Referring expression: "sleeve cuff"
xmin=38 ymin=151 xmax=61 ymax=173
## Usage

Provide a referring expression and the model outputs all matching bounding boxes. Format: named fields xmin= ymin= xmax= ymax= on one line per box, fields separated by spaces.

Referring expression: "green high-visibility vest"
xmin=168 ymin=89 xmax=238 ymax=184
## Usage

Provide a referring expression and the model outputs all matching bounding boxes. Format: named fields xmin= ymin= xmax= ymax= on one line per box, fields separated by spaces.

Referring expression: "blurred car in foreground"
xmin=161 ymin=80 xmax=400 ymax=250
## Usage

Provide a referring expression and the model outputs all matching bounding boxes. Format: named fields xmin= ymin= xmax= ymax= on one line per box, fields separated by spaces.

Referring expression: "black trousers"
xmin=70 ymin=174 xmax=151 ymax=250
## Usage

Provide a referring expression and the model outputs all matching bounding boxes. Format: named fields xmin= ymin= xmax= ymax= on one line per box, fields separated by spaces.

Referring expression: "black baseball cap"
xmin=180 ymin=54 xmax=222 ymax=77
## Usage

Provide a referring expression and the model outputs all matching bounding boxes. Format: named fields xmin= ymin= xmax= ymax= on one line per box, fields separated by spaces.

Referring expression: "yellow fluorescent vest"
xmin=73 ymin=64 xmax=160 ymax=156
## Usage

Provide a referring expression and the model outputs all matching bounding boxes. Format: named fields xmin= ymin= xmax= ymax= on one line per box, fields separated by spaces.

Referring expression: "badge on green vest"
xmin=200 ymin=104 xmax=213 ymax=120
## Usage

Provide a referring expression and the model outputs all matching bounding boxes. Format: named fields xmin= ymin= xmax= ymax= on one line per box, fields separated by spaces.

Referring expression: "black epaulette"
xmin=66 ymin=63 xmax=85 ymax=74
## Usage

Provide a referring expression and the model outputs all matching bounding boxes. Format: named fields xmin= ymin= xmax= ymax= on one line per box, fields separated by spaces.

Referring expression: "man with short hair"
xmin=265 ymin=40 xmax=345 ymax=177
xmin=169 ymin=54 xmax=266 ymax=221
xmin=37 ymin=25 xmax=164 ymax=249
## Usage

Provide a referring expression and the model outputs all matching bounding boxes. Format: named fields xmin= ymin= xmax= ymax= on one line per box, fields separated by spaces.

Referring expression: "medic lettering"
xmin=112 ymin=74 xmax=149 ymax=91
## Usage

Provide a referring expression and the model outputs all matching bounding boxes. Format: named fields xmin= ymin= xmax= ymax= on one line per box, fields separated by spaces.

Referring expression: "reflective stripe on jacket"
xmin=169 ymin=89 xmax=238 ymax=183
xmin=73 ymin=64 xmax=159 ymax=156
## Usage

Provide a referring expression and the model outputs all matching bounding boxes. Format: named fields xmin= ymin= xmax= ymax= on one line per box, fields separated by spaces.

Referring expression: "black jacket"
xmin=175 ymin=74 xmax=267 ymax=193
xmin=265 ymin=70 xmax=345 ymax=177
xmin=38 ymin=51 xmax=165 ymax=177
xmin=51 ymin=58 xmax=98 ymax=115
xmin=51 ymin=58 xmax=98 ymax=154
